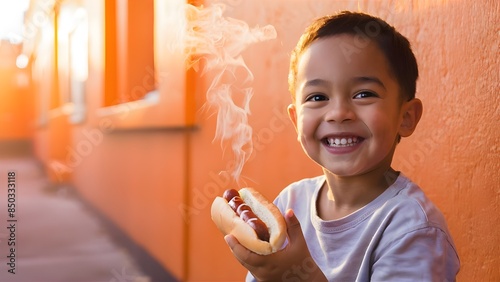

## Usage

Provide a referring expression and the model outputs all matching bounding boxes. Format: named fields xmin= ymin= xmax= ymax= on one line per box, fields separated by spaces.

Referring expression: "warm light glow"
xmin=70 ymin=8 xmax=89 ymax=82
xmin=16 ymin=53 xmax=29 ymax=69
xmin=0 ymin=0 xmax=30 ymax=43
xmin=58 ymin=6 xmax=89 ymax=82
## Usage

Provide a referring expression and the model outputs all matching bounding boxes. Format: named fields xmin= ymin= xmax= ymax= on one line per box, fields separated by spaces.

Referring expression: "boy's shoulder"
xmin=372 ymin=175 xmax=459 ymax=262
xmin=379 ymin=174 xmax=451 ymax=235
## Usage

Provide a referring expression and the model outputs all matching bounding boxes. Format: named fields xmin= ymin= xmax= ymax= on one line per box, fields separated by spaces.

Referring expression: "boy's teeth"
xmin=327 ymin=137 xmax=359 ymax=146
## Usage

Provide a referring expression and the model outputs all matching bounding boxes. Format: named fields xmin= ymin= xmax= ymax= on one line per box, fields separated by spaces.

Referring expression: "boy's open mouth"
xmin=323 ymin=136 xmax=364 ymax=147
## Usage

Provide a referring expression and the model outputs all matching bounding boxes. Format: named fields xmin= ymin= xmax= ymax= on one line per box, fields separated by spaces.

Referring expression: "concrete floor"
xmin=0 ymin=155 xmax=151 ymax=282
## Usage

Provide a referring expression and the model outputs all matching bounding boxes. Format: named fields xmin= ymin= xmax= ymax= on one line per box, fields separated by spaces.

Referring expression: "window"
xmin=45 ymin=3 xmax=89 ymax=124
xmin=97 ymin=0 xmax=195 ymax=129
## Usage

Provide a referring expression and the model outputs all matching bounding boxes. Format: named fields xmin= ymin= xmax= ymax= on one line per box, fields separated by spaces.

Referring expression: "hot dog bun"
xmin=211 ymin=188 xmax=287 ymax=255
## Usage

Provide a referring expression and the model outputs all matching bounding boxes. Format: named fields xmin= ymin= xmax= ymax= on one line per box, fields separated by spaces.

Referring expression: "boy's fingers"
xmin=224 ymin=234 xmax=237 ymax=248
xmin=224 ymin=234 xmax=244 ymax=255
xmin=224 ymin=235 xmax=253 ymax=266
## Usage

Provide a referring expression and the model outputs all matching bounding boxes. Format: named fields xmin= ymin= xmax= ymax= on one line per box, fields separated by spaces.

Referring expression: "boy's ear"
xmin=399 ymin=98 xmax=423 ymax=137
xmin=287 ymin=104 xmax=298 ymax=132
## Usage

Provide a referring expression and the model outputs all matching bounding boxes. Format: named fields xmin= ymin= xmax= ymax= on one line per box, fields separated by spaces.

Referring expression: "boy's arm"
xmin=371 ymin=226 xmax=460 ymax=281
xmin=225 ymin=209 xmax=328 ymax=282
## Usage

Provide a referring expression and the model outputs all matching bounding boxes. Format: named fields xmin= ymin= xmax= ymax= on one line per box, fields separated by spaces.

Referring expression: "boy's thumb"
xmin=284 ymin=209 xmax=303 ymax=242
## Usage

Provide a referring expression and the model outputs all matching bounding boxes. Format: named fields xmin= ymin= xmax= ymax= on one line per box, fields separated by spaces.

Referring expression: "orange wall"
xmin=389 ymin=1 xmax=500 ymax=279
xmin=0 ymin=43 xmax=34 ymax=141
xmin=29 ymin=0 xmax=499 ymax=281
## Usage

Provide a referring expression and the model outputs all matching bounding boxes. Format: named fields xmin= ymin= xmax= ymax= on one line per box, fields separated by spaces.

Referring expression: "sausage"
xmin=223 ymin=189 xmax=270 ymax=242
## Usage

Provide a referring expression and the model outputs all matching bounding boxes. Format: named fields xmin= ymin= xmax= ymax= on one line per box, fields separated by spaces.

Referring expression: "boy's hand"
xmin=224 ymin=209 xmax=327 ymax=282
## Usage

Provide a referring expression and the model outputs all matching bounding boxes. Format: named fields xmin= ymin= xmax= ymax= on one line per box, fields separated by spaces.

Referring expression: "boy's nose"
xmin=324 ymin=100 xmax=356 ymax=123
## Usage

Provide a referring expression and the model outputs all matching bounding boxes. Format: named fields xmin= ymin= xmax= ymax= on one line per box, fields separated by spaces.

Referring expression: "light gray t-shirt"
xmin=246 ymin=174 xmax=460 ymax=281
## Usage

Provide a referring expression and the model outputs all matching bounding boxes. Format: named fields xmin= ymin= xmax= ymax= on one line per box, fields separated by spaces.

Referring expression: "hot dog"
xmin=211 ymin=188 xmax=287 ymax=255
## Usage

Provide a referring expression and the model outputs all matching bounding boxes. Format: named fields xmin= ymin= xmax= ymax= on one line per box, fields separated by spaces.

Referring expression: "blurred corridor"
xmin=0 ymin=144 xmax=150 ymax=282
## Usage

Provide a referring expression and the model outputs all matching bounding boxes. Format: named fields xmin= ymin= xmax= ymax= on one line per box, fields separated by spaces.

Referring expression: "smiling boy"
xmin=225 ymin=11 xmax=460 ymax=281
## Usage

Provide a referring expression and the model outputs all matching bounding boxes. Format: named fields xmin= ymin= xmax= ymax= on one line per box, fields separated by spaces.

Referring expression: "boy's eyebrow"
xmin=302 ymin=77 xmax=387 ymax=90
xmin=353 ymin=76 xmax=386 ymax=90
xmin=302 ymin=78 xmax=330 ymax=88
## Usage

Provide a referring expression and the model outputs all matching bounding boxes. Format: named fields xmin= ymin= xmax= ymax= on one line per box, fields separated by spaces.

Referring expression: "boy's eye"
xmin=305 ymin=94 xmax=328 ymax=102
xmin=353 ymin=91 xmax=378 ymax=99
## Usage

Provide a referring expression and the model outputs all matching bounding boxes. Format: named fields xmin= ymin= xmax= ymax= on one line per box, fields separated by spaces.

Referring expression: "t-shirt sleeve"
xmin=371 ymin=225 xmax=460 ymax=281
xmin=245 ymin=271 xmax=256 ymax=282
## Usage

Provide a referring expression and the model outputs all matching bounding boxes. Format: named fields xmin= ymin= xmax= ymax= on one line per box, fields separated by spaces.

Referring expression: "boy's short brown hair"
xmin=289 ymin=11 xmax=418 ymax=102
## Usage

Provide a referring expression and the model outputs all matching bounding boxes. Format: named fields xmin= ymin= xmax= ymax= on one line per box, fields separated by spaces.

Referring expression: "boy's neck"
xmin=317 ymin=166 xmax=399 ymax=221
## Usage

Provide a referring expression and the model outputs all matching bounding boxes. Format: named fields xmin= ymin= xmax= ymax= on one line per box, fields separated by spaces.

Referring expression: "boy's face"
xmin=288 ymin=34 xmax=413 ymax=177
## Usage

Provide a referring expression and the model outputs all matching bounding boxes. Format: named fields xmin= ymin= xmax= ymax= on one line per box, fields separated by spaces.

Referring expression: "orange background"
xmin=1 ymin=0 xmax=498 ymax=281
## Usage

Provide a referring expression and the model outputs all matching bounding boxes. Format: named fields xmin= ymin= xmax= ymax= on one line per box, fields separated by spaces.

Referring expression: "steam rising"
xmin=183 ymin=3 xmax=277 ymax=183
